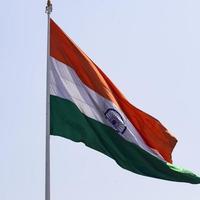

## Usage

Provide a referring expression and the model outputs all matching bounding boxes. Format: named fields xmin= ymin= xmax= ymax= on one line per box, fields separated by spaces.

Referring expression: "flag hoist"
xmin=45 ymin=1 xmax=52 ymax=200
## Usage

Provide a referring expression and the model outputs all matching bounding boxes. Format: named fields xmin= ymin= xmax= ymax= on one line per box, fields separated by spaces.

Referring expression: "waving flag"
xmin=50 ymin=18 xmax=200 ymax=183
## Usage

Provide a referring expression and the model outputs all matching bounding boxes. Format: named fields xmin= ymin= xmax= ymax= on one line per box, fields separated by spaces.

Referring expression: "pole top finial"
xmin=47 ymin=0 xmax=51 ymax=6
xmin=46 ymin=0 xmax=52 ymax=14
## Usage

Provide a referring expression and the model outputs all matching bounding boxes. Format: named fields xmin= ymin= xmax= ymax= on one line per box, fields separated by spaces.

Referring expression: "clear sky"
xmin=1 ymin=0 xmax=200 ymax=199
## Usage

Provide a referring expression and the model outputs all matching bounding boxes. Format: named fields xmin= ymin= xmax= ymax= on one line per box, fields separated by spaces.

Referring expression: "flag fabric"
xmin=49 ymin=18 xmax=200 ymax=184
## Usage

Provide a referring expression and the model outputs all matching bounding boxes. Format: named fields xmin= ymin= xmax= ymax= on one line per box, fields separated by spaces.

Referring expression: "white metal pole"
xmin=45 ymin=1 xmax=52 ymax=200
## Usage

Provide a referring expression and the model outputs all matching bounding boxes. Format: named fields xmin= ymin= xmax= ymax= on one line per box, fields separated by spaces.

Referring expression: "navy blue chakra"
xmin=104 ymin=108 xmax=126 ymax=134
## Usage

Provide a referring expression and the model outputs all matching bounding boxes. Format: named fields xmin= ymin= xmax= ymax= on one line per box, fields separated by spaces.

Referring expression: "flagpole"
xmin=45 ymin=1 xmax=52 ymax=200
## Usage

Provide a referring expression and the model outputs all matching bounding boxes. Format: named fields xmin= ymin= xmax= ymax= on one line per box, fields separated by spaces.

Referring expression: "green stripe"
xmin=50 ymin=95 xmax=200 ymax=184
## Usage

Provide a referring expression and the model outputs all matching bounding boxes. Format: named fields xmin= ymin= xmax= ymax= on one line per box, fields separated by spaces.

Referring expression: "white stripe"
xmin=50 ymin=56 xmax=164 ymax=161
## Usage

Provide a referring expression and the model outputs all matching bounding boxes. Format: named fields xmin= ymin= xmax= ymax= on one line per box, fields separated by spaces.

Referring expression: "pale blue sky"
xmin=1 ymin=1 xmax=200 ymax=199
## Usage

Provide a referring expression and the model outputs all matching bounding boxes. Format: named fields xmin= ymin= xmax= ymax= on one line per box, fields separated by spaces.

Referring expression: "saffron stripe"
xmin=50 ymin=18 xmax=177 ymax=162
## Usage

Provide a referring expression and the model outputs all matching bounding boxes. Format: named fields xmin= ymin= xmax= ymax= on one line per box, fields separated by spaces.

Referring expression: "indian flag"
xmin=50 ymin=18 xmax=200 ymax=184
